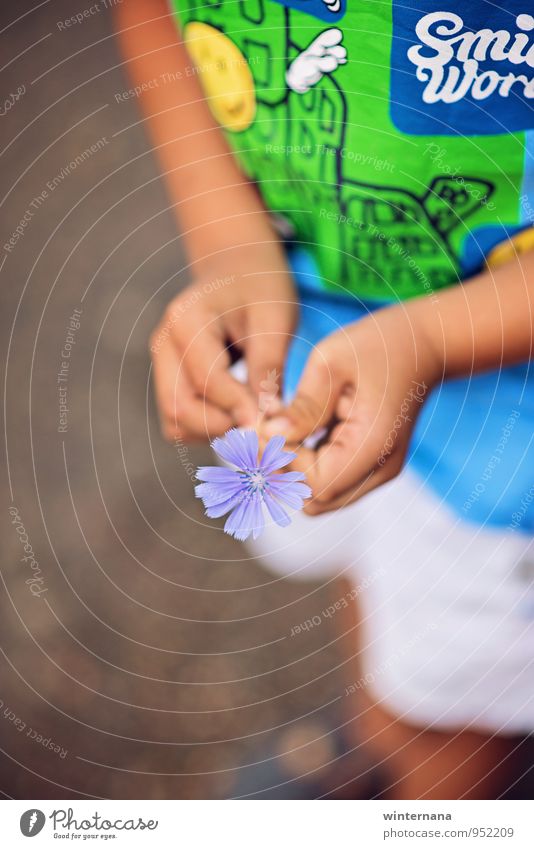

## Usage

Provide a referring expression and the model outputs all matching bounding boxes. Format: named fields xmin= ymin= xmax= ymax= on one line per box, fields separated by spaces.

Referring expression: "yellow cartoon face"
xmin=183 ymin=22 xmax=256 ymax=132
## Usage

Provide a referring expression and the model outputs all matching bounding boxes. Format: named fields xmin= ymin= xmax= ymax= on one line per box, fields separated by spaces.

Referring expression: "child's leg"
xmin=356 ymin=694 xmax=523 ymax=799
xmin=333 ymin=575 xmax=529 ymax=800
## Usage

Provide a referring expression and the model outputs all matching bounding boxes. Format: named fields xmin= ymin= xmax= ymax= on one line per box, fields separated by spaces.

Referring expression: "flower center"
xmin=244 ymin=469 xmax=267 ymax=493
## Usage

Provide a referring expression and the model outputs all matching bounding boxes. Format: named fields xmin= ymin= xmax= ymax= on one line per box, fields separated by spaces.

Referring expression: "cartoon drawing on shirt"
xmin=286 ymin=28 xmax=347 ymax=93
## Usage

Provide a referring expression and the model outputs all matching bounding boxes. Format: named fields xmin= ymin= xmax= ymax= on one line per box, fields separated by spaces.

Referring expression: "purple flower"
xmin=195 ymin=429 xmax=311 ymax=541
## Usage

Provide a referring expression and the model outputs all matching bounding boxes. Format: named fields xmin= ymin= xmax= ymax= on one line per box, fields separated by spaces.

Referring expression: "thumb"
xmin=261 ymin=347 xmax=341 ymax=442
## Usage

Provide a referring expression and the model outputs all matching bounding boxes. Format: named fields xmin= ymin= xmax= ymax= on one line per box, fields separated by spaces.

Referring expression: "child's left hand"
xmin=260 ymin=301 xmax=443 ymax=514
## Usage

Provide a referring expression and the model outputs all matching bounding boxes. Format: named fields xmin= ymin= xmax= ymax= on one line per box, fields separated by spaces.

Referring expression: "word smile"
xmin=408 ymin=12 xmax=534 ymax=103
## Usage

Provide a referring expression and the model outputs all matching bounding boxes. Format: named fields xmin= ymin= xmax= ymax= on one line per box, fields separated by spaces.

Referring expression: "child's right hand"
xmin=150 ymin=255 xmax=298 ymax=442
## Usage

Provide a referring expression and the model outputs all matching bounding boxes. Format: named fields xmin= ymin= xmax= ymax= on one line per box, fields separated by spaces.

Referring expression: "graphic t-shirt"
xmin=170 ymin=0 xmax=534 ymax=301
xmin=170 ymin=0 xmax=534 ymax=532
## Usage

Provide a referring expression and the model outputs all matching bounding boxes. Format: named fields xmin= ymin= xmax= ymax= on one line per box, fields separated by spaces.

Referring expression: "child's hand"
xmin=260 ymin=302 xmax=443 ymax=513
xmin=150 ymin=255 xmax=297 ymax=441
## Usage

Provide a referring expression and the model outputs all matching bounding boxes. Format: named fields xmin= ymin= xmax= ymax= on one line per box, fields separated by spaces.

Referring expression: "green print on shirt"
xmin=171 ymin=0 xmax=526 ymax=301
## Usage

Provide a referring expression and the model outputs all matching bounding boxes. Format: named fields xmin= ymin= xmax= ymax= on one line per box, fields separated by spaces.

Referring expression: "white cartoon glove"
xmin=286 ymin=28 xmax=347 ymax=94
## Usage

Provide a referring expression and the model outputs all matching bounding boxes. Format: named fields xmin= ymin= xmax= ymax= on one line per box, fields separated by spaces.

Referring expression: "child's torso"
xmin=171 ymin=0 xmax=534 ymax=301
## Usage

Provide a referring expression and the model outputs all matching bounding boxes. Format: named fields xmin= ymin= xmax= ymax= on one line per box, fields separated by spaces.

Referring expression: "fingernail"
xmin=262 ymin=416 xmax=291 ymax=436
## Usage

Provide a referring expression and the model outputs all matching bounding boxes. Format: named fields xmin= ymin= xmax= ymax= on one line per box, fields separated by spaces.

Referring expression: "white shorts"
xmin=247 ymin=468 xmax=534 ymax=735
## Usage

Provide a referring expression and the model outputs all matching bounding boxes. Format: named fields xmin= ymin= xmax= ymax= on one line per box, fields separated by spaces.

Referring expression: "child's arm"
xmin=115 ymin=0 xmax=297 ymax=440
xmin=115 ymin=0 xmax=284 ymax=272
xmin=262 ymin=250 xmax=534 ymax=513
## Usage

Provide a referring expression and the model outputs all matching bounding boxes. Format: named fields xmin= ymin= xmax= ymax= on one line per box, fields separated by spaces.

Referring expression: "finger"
xmin=174 ymin=310 xmax=257 ymax=426
xmin=246 ymin=300 xmax=295 ymax=409
xmin=161 ymin=419 xmax=227 ymax=443
xmin=329 ymin=45 xmax=347 ymax=61
xmin=286 ymin=439 xmax=401 ymax=515
xmin=261 ymin=347 xmax=342 ymax=441
xmin=311 ymin=28 xmax=342 ymax=51
xmin=283 ymin=404 xmax=386 ymax=497
xmin=316 ymin=55 xmax=340 ymax=74
xmin=304 ymin=455 xmax=403 ymax=515
xmin=308 ymin=415 xmax=390 ymax=503
xmin=162 ymin=385 xmax=233 ymax=441
xmin=151 ymin=335 xmax=233 ymax=440
xmin=160 ymin=420 xmax=196 ymax=443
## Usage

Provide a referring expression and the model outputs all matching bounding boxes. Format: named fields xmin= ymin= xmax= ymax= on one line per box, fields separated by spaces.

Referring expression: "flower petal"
xmin=249 ymin=494 xmax=266 ymax=540
xmin=240 ymin=430 xmax=260 ymax=469
xmin=211 ymin=428 xmax=258 ymax=470
xmin=267 ymin=479 xmax=310 ymax=509
xmin=205 ymin=491 xmax=244 ymax=519
xmin=260 ymin=435 xmax=297 ymax=473
xmin=195 ymin=480 xmax=244 ymax=508
xmin=223 ymin=491 xmax=265 ymax=540
xmin=195 ymin=466 xmax=242 ymax=484
xmin=268 ymin=471 xmax=307 ymax=483
xmin=223 ymin=498 xmax=252 ymax=541
xmin=264 ymin=492 xmax=291 ymax=528
xmin=259 ymin=435 xmax=285 ymax=469
xmin=262 ymin=450 xmax=297 ymax=474
xmin=268 ymin=479 xmax=312 ymax=500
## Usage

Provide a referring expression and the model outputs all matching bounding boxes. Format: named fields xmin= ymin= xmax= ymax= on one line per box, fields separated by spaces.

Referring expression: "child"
xmin=116 ymin=0 xmax=534 ymax=798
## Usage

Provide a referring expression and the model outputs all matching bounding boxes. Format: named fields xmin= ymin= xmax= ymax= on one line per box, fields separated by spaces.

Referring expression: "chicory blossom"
xmin=195 ymin=429 xmax=311 ymax=541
